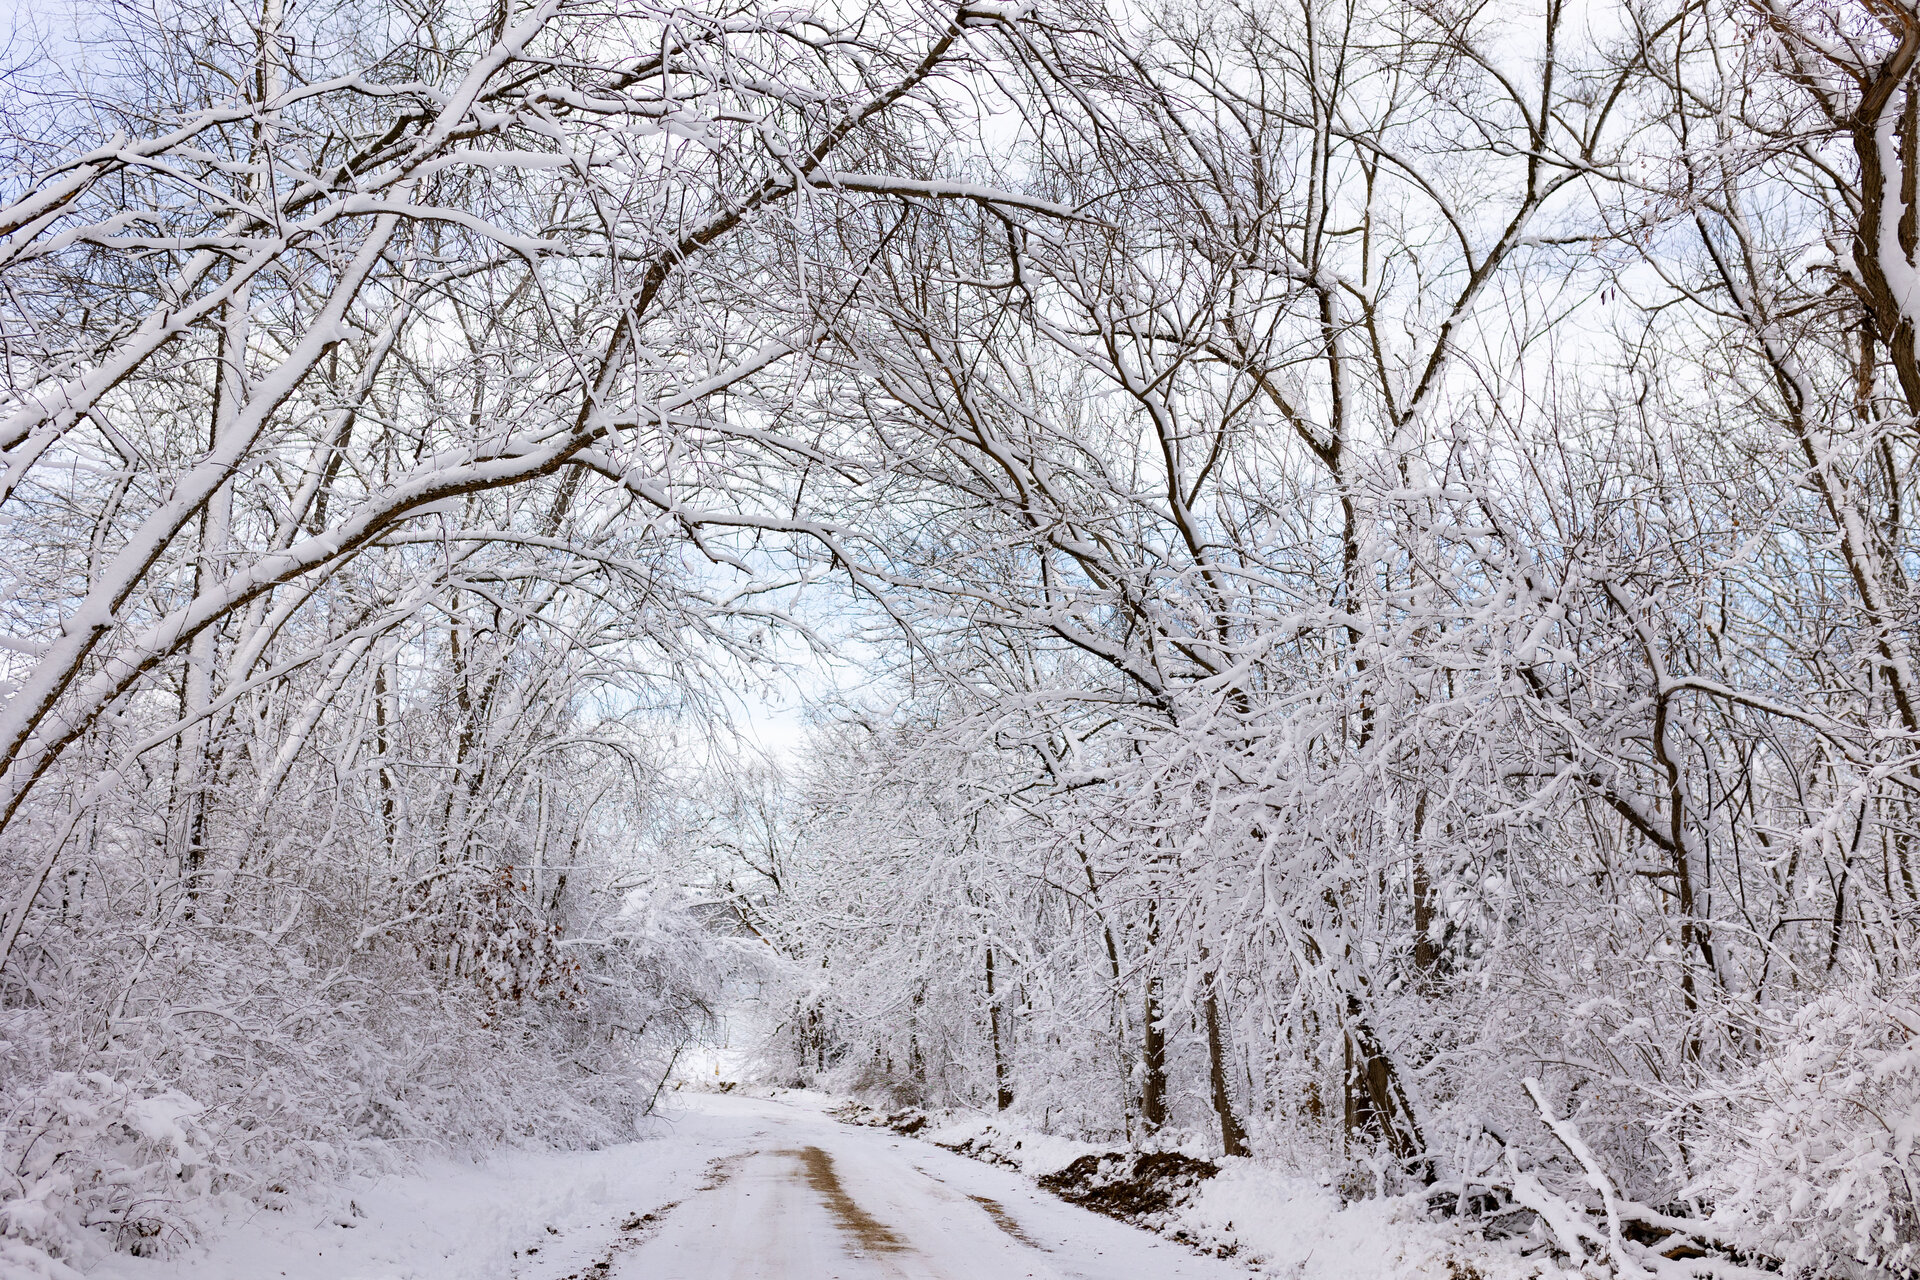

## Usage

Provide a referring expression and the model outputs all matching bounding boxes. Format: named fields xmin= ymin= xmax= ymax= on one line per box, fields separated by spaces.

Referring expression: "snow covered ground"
xmin=861 ymin=1109 xmax=1556 ymax=1280
xmin=93 ymin=1092 xmax=1248 ymax=1280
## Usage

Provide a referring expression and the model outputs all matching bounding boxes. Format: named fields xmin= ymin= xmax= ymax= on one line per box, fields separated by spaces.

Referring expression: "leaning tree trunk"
xmin=1203 ymin=984 xmax=1249 ymax=1157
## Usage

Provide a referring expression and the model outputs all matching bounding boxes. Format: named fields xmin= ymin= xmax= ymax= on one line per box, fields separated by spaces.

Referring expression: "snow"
xmin=1183 ymin=1166 xmax=1557 ymax=1280
xmin=91 ymin=1120 xmax=714 ymax=1280
xmin=919 ymin=1112 xmax=1102 ymax=1177
xmin=121 ymin=1095 xmax=202 ymax=1157
xmin=91 ymin=1092 xmax=1250 ymax=1280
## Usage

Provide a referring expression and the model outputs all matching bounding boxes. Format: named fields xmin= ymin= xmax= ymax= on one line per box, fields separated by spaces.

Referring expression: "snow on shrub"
xmin=0 ymin=1068 xmax=218 ymax=1275
xmin=1695 ymin=977 xmax=1920 ymax=1276
xmin=0 ymin=875 xmax=733 ymax=1272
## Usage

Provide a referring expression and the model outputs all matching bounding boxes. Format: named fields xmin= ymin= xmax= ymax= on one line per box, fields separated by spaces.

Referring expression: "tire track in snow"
xmin=543 ymin=1152 xmax=748 ymax=1280
xmin=773 ymin=1145 xmax=910 ymax=1256
xmin=968 ymin=1192 xmax=1052 ymax=1251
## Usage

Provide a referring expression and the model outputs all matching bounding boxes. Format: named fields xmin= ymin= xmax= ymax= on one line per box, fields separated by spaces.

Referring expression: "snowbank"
xmin=86 ymin=1110 xmax=733 ymax=1280
xmin=831 ymin=1101 xmax=1564 ymax=1280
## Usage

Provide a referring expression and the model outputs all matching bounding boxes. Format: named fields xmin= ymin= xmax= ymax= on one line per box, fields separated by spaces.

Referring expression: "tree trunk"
xmin=1140 ymin=973 xmax=1167 ymax=1134
xmin=1203 ymin=988 xmax=1249 ymax=1156
xmin=1342 ymin=999 xmax=1428 ymax=1176
xmin=986 ymin=945 xmax=1012 ymax=1111
xmin=1411 ymin=794 xmax=1437 ymax=977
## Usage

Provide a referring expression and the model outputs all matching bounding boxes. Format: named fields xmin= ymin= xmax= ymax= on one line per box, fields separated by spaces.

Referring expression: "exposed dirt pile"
xmin=825 ymin=1101 xmax=933 ymax=1136
xmin=929 ymin=1130 xmax=1024 ymax=1169
xmin=1037 ymin=1151 xmax=1222 ymax=1228
xmin=829 ymin=1100 xmax=1222 ymax=1227
xmin=829 ymin=1099 xmax=1231 ymax=1252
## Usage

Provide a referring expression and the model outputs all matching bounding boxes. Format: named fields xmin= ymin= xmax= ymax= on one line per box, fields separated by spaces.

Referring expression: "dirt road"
xmin=600 ymin=1094 xmax=1245 ymax=1280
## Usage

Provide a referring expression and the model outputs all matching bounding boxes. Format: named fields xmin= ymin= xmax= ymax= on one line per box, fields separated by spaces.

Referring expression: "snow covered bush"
xmin=0 ymin=869 xmax=733 ymax=1271
xmin=1696 ymin=978 xmax=1920 ymax=1276
xmin=0 ymin=1066 xmax=218 ymax=1275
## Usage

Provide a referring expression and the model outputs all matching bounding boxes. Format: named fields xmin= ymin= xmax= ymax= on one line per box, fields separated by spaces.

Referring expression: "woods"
xmin=3 ymin=0 xmax=1919 ymax=1276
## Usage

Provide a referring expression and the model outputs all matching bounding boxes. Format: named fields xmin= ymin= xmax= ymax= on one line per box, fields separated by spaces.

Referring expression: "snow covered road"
xmin=599 ymin=1095 xmax=1244 ymax=1279
xmin=100 ymin=1093 xmax=1248 ymax=1280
